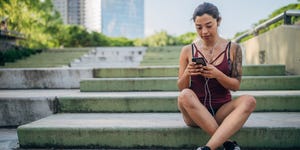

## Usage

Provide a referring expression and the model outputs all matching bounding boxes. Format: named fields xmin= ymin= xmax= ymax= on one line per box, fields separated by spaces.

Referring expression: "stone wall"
xmin=0 ymin=68 xmax=93 ymax=89
xmin=0 ymin=97 xmax=55 ymax=126
xmin=241 ymin=25 xmax=300 ymax=75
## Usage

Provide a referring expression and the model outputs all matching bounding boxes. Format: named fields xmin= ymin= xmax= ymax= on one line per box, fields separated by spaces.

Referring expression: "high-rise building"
xmin=52 ymin=0 xmax=68 ymax=24
xmin=67 ymin=0 xmax=84 ymax=25
xmin=84 ymin=0 xmax=102 ymax=32
xmin=52 ymin=0 xmax=85 ymax=25
xmin=51 ymin=0 xmax=144 ymax=39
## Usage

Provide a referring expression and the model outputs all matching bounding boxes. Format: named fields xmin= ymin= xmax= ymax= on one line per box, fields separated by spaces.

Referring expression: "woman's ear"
xmin=217 ymin=17 xmax=222 ymax=26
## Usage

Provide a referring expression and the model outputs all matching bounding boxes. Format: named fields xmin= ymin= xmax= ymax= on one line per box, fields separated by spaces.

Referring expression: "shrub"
xmin=2 ymin=47 xmax=37 ymax=64
xmin=0 ymin=51 xmax=4 ymax=66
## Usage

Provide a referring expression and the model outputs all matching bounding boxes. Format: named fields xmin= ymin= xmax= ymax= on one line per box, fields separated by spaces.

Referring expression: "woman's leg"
xmin=177 ymin=88 xmax=218 ymax=136
xmin=206 ymin=95 xmax=256 ymax=150
xmin=178 ymin=90 xmax=256 ymax=149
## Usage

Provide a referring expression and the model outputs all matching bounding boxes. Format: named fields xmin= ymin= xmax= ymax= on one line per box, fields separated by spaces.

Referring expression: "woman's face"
xmin=194 ymin=14 xmax=219 ymax=42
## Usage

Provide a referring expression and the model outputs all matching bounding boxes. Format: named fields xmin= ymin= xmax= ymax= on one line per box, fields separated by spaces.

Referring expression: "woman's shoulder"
xmin=179 ymin=44 xmax=193 ymax=59
xmin=232 ymin=41 xmax=240 ymax=46
xmin=181 ymin=44 xmax=193 ymax=53
xmin=182 ymin=44 xmax=192 ymax=50
xmin=229 ymin=41 xmax=241 ymax=52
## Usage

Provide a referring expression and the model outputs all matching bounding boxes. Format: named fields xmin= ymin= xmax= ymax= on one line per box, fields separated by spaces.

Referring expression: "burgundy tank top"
xmin=189 ymin=42 xmax=232 ymax=111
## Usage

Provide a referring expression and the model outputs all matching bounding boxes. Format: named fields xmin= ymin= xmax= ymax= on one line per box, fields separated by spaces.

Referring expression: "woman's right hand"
xmin=186 ymin=62 xmax=205 ymax=76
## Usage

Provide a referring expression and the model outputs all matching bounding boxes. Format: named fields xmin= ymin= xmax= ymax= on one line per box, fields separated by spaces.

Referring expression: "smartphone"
xmin=192 ymin=57 xmax=206 ymax=66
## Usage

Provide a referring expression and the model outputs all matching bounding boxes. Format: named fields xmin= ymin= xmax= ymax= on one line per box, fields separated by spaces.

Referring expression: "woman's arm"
xmin=231 ymin=43 xmax=243 ymax=82
xmin=215 ymin=43 xmax=242 ymax=91
xmin=177 ymin=45 xmax=191 ymax=91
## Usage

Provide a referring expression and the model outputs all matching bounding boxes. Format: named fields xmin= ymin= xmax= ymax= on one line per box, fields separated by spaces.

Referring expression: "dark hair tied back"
xmin=192 ymin=2 xmax=220 ymax=22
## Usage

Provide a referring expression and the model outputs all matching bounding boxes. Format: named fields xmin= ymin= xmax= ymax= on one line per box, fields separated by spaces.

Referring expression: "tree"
xmin=89 ymin=31 xmax=110 ymax=47
xmin=176 ymin=32 xmax=197 ymax=45
xmin=57 ymin=25 xmax=115 ymax=47
xmin=0 ymin=0 xmax=64 ymax=48
xmin=108 ymin=37 xmax=134 ymax=46
xmin=143 ymin=31 xmax=177 ymax=47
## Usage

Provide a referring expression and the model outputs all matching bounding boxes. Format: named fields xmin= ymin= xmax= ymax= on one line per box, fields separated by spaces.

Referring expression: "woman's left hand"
xmin=201 ymin=64 xmax=222 ymax=78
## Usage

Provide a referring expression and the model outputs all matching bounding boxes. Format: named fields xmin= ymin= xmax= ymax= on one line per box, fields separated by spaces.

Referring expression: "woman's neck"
xmin=201 ymin=38 xmax=221 ymax=53
xmin=202 ymin=36 xmax=220 ymax=48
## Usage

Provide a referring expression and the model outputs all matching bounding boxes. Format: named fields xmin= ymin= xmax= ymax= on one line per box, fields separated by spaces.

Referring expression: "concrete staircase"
xmin=70 ymin=47 xmax=147 ymax=68
xmin=17 ymin=65 xmax=300 ymax=149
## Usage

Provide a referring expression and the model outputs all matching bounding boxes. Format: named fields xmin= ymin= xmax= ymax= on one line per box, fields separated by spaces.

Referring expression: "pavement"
xmin=0 ymin=128 xmax=18 ymax=150
xmin=2 ymin=89 xmax=300 ymax=98
xmin=4 ymin=112 xmax=300 ymax=150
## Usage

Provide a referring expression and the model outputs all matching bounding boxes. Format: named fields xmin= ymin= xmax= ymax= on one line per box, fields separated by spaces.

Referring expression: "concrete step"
xmin=58 ymin=91 xmax=300 ymax=113
xmin=80 ymin=76 xmax=300 ymax=92
xmin=17 ymin=112 xmax=300 ymax=149
xmin=0 ymin=68 xmax=93 ymax=89
xmin=93 ymin=64 xmax=286 ymax=78
xmin=2 ymin=89 xmax=299 ymax=127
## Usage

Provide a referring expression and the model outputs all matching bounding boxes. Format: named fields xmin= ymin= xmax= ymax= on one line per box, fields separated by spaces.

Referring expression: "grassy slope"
xmin=140 ymin=46 xmax=182 ymax=66
xmin=1 ymin=46 xmax=183 ymax=68
xmin=0 ymin=48 xmax=91 ymax=68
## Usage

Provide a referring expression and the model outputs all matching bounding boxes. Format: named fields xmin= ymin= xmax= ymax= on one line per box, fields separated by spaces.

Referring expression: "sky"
xmin=144 ymin=0 xmax=298 ymax=39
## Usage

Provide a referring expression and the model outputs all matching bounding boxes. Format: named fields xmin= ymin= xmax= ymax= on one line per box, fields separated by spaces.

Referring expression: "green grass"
xmin=0 ymin=48 xmax=91 ymax=68
xmin=1 ymin=46 xmax=183 ymax=68
xmin=140 ymin=46 xmax=182 ymax=66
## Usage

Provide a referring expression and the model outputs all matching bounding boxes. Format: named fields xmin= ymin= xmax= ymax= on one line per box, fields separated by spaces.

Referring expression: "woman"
xmin=177 ymin=2 xmax=256 ymax=150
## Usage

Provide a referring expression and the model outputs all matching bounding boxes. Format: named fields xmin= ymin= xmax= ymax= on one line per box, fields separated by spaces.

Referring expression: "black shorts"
xmin=207 ymin=107 xmax=220 ymax=116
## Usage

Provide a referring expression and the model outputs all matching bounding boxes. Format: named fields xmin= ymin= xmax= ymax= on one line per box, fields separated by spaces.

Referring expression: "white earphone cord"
xmin=204 ymin=78 xmax=215 ymax=116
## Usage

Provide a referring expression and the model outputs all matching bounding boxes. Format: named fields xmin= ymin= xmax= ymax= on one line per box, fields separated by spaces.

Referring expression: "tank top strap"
xmin=210 ymin=50 xmax=226 ymax=64
xmin=191 ymin=43 xmax=208 ymax=62
xmin=210 ymin=42 xmax=231 ymax=64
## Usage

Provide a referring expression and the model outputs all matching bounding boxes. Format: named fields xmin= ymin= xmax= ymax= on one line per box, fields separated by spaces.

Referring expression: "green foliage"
xmin=0 ymin=48 xmax=90 ymax=68
xmin=133 ymin=38 xmax=146 ymax=46
xmin=234 ymin=3 xmax=300 ymax=42
xmin=133 ymin=31 xmax=197 ymax=46
xmin=140 ymin=31 xmax=178 ymax=47
xmin=176 ymin=32 xmax=197 ymax=45
xmin=0 ymin=0 xmax=113 ymax=48
xmin=0 ymin=47 xmax=37 ymax=65
xmin=239 ymin=34 xmax=254 ymax=43
xmin=89 ymin=31 xmax=110 ymax=46
xmin=0 ymin=52 xmax=4 ymax=66
xmin=57 ymin=25 xmax=135 ymax=47
xmin=108 ymin=37 xmax=134 ymax=46
xmin=58 ymin=25 xmax=90 ymax=47
xmin=0 ymin=0 xmax=64 ymax=48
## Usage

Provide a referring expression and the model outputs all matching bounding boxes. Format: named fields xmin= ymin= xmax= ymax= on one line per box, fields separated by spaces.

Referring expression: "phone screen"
xmin=192 ymin=57 xmax=206 ymax=66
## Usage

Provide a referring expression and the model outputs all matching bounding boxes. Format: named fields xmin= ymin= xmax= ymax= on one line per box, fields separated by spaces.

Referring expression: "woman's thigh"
xmin=177 ymin=89 xmax=201 ymax=127
xmin=214 ymin=95 xmax=256 ymax=125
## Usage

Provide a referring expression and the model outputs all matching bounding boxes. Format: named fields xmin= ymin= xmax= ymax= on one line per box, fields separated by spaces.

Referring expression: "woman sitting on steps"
xmin=177 ymin=2 xmax=256 ymax=150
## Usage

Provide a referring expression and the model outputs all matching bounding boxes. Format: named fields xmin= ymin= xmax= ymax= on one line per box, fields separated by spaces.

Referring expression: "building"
xmin=84 ymin=0 xmax=102 ymax=32
xmin=51 ymin=0 xmax=144 ymax=39
xmin=52 ymin=0 xmax=87 ymax=26
xmin=67 ymin=0 xmax=85 ymax=25
xmin=52 ymin=0 xmax=68 ymax=24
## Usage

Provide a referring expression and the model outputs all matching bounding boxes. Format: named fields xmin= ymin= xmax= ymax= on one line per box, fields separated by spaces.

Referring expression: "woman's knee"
xmin=178 ymin=88 xmax=196 ymax=108
xmin=240 ymin=95 xmax=256 ymax=113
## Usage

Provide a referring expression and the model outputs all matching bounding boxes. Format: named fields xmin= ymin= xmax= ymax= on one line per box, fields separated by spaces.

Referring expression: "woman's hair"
xmin=192 ymin=2 xmax=220 ymax=22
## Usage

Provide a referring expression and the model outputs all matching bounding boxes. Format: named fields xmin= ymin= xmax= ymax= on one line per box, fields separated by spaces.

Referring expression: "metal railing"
xmin=233 ymin=10 xmax=300 ymax=43
xmin=0 ymin=29 xmax=25 ymax=40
